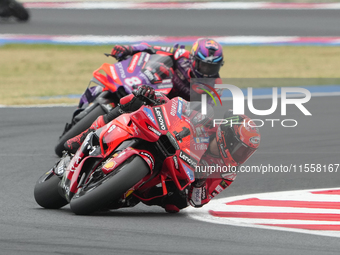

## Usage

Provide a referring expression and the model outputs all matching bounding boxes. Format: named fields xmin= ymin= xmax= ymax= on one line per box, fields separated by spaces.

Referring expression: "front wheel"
xmin=34 ymin=169 xmax=68 ymax=209
xmin=70 ymin=156 xmax=150 ymax=215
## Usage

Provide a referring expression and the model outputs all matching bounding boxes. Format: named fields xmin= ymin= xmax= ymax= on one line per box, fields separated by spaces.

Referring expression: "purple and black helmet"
xmin=191 ymin=38 xmax=224 ymax=77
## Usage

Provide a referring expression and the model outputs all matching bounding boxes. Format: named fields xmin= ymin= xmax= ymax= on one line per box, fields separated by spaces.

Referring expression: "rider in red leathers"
xmin=64 ymin=85 xmax=261 ymax=213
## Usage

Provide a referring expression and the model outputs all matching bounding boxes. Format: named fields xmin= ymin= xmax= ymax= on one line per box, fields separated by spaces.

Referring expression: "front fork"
xmin=51 ymin=152 xmax=72 ymax=201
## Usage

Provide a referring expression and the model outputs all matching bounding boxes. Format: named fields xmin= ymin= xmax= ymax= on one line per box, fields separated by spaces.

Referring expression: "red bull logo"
xmin=205 ymin=40 xmax=219 ymax=50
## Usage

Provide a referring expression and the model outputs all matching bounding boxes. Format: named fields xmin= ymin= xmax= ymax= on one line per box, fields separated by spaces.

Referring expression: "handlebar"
xmin=104 ymin=53 xmax=131 ymax=62
xmin=132 ymin=91 xmax=162 ymax=106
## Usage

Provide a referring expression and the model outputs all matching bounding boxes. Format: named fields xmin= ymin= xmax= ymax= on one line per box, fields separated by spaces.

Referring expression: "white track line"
xmin=185 ymin=187 xmax=340 ymax=238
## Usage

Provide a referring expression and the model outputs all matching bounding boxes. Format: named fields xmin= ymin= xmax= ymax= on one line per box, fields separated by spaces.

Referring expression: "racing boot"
xmin=63 ymin=105 xmax=125 ymax=154
xmin=64 ymin=115 xmax=106 ymax=154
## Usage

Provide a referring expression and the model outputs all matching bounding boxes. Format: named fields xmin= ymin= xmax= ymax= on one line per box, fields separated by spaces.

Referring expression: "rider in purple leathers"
xmin=65 ymin=38 xmax=225 ymax=153
xmin=110 ymin=38 xmax=224 ymax=101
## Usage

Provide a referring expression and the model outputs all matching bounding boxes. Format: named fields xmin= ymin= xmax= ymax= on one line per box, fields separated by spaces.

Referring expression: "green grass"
xmin=1 ymin=44 xmax=340 ymax=105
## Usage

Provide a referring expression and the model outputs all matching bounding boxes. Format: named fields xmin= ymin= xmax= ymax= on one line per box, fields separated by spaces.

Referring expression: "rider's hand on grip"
xmin=188 ymin=184 xmax=209 ymax=208
xmin=111 ymin=45 xmax=133 ymax=60
xmin=134 ymin=85 xmax=157 ymax=104
xmin=120 ymin=85 xmax=156 ymax=113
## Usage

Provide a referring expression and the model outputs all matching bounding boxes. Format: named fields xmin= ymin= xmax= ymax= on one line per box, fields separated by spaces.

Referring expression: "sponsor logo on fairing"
xmin=56 ymin=164 xmax=65 ymax=175
xmin=215 ymin=185 xmax=223 ymax=193
xmin=116 ymin=62 xmax=126 ymax=78
xmin=109 ymin=66 xmax=119 ymax=81
xmin=177 ymin=98 xmax=183 ymax=119
xmin=173 ymin=155 xmax=179 ymax=170
xmin=170 ymin=99 xmax=178 ymax=116
xmin=132 ymin=123 xmax=140 ymax=135
xmin=128 ymin=54 xmax=139 ymax=73
xmin=143 ymin=108 xmax=157 ymax=125
xmin=220 ymin=180 xmax=228 ymax=188
xmin=194 ymin=137 xmax=210 ymax=143
xmin=153 ymin=107 xmax=167 ymax=130
xmin=181 ymin=163 xmax=195 ymax=181
xmin=140 ymin=151 xmax=154 ymax=170
xmin=194 ymin=188 xmax=202 ymax=204
xmin=202 ymin=187 xmax=207 ymax=200
xmin=157 ymin=84 xmax=173 ymax=89
xmin=179 ymin=150 xmax=198 ymax=168
xmin=143 ymin=69 xmax=155 ymax=82
xmin=211 ymin=191 xmax=218 ymax=197
xmin=147 ymin=124 xmax=161 ymax=136
xmin=162 ymin=79 xmax=172 ymax=84
xmin=137 ymin=52 xmax=146 ymax=66
xmin=108 ymin=125 xmax=116 ymax=133
xmin=117 ymin=151 xmax=126 ymax=158
xmin=103 ymin=160 xmax=117 ymax=171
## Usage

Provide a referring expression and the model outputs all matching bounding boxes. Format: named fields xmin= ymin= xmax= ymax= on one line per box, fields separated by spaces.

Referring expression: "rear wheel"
xmin=70 ymin=156 xmax=149 ymax=215
xmin=34 ymin=170 xmax=68 ymax=209
xmin=55 ymin=104 xmax=106 ymax=157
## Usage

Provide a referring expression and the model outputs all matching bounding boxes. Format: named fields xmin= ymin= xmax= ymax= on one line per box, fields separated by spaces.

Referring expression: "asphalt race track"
xmin=1 ymin=6 xmax=340 ymax=255
xmin=1 ymin=9 xmax=340 ymax=36
xmin=1 ymin=96 xmax=340 ymax=254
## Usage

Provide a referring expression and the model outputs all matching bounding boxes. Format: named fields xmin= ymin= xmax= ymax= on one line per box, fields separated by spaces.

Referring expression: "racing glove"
xmin=120 ymin=85 xmax=157 ymax=112
xmin=111 ymin=45 xmax=134 ymax=60
xmin=188 ymin=181 xmax=209 ymax=208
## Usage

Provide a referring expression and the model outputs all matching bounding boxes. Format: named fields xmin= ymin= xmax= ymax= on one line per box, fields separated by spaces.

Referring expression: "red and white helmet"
xmin=216 ymin=115 xmax=260 ymax=166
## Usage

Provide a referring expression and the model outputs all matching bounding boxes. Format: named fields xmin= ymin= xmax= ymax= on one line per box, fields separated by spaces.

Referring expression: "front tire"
xmin=70 ymin=156 xmax=150 ymax=215
xmin=55 ymin=104 xmax=106 ymax=157
xmin=34 ymin=170 xmax=68 ymax=209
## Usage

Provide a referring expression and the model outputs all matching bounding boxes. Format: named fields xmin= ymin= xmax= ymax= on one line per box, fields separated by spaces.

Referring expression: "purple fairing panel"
xmin=77 ymin=52 xmax=174 ymax=107
xmin=78 ymin=86 xmax=102 ymax=107
xmin=110 ymin=52 xmax=174 ymax=92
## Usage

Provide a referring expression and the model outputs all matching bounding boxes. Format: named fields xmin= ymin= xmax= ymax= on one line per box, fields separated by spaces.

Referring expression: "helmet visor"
xmin=195 ymin=58 xmax=221 ymax=76
xmin=225 ymin=128 xmax=256 ymax=164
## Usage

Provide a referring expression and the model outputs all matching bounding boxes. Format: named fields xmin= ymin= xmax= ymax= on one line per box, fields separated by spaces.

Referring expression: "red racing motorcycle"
xmin=35 ymin=97 xmax=206 ymax=215
xmin=55 ymin=52 xmax=174 ymax=157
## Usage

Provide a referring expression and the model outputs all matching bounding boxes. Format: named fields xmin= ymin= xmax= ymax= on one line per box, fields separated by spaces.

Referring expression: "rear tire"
xmin=55 ymin=104 xmax=106 ymax=157
xmin=70 ymin=156 xmax=149 ymax=215
xmin=34 ymin=170 xmax=68 ymax=209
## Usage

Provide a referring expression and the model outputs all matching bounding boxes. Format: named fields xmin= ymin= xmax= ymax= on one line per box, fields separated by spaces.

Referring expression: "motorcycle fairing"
xmin=61 ymin=97 xmax=200 ymax=206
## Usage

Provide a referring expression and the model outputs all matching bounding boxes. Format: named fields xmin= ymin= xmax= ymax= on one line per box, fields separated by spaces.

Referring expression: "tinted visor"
xmin=225 ymin=128 xmax=256 ymax=164
xmin=195 ymin=58 xmax=221 ymax=76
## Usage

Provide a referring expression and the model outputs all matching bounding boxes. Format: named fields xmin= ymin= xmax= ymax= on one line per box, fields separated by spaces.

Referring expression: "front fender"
xmin=101 ymin=147 xmax=153 ymax=175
